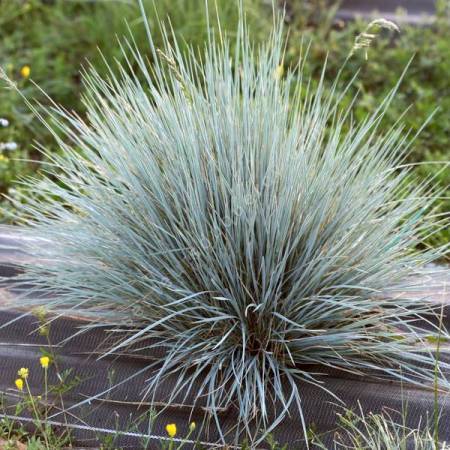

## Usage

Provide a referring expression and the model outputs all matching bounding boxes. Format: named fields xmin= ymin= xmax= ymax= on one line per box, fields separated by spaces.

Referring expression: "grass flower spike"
xmin=274 ymin=64 xmax=284 ymax=80
xmin=351 ymin=18 xmax=400 ymax=59
xmin=5 ymin=2 xmax=449 ymax=446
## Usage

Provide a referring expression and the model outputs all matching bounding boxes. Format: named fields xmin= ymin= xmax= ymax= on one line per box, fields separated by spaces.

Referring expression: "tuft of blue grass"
xmin=1 ymin=2 xmax=449 ymax=446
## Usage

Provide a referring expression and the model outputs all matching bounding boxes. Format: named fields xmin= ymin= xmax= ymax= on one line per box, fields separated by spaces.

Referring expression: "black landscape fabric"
xmin=0 ymin=228 xmax=449 ymax=449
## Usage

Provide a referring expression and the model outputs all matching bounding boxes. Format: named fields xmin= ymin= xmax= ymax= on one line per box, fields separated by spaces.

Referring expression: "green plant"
xmin=1 ymin=1 xmax=448 ymax=252
xmin=2 ymin=2 xmax=449 ymax=448
xmin=282 ymin=0 xmax=450 ymax=253
xmin=312 ymin=405 xmax=449 ymax=450
xmin=0 ymin=357 xmax=76 ymax=449
xmin=0 ymin=0 xmax=267 ymax=221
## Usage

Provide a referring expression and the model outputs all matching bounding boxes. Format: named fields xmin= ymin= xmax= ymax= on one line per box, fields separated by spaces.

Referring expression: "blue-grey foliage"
xmin=3 ymin=4 xmax=449 ymax=445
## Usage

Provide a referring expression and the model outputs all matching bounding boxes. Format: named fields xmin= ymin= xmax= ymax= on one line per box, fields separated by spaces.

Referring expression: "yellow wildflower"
xmin=189 ymin=421 xmax=196 ymax=432
xmin=15 ymin=379 xmax=24 ymax=391
xmin=17 ymin=367 xmax=29 ymax=379
xmin=165 ymin=423 xmax=177 ymax=438
xmin=20 ymin=65 xmax=31 ymax=78
xmin=40 ymin=356 xmax=50 ymax=369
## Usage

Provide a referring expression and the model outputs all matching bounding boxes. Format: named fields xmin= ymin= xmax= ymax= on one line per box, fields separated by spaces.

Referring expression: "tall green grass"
xmin=0 ymin=0 xmax=267 ymax=214
xmin=2 ymin=2 xmax=449 ymax=446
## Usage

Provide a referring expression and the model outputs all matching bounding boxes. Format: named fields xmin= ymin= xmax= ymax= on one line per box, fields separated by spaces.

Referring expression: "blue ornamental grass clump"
xmin=2 ymin=2 xmax=448 ymax=445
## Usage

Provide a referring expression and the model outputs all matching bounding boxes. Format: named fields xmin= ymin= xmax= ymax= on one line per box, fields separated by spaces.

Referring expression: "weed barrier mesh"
xmin=0 ymin=228 xmax=449 ymax=449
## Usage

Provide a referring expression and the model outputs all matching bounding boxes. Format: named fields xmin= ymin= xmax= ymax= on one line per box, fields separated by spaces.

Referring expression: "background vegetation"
xmin=0 ymin=0 xmax=448 ymax=250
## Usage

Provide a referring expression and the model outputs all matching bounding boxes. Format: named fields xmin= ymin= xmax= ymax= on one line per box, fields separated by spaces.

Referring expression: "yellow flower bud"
xmin=40 ymin=356 xmax=50 ymax=369
xmin=38 ymin=325 xmax=49 ymax=336
xmin=15 ymin=379 xmax=24 ymax=391
xmin=34 ymin=307 xmax=47 ymax=321
xmin=189 ymin=421 xmax=196 ymax=432
xmin=165 ymin=423 xmax=177 ymax=438
xmin=20 ymin=65 xmax=31 ymax=78
xmin=17 ymin=368 xmax=29 ymax=379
